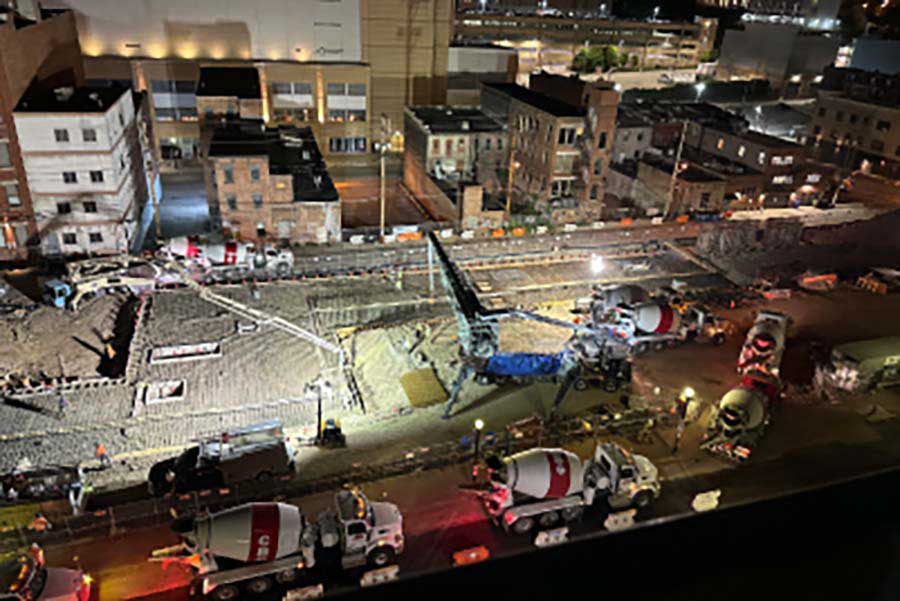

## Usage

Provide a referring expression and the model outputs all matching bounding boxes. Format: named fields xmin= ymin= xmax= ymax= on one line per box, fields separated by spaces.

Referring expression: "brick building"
xmin=205 ymin=121 xmax=340 ymax=244
xmin=809 ymin=67 xmax=900 ymax=180
xmin=0 ymin=6 xmax=84 ymax=262
xmin=481 ymin=81 xmax=617 ymax=221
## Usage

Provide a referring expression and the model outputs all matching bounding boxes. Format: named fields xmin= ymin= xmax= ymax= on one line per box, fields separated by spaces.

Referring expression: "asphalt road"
xmin=46 ymin=415 xmax=900 ymax=601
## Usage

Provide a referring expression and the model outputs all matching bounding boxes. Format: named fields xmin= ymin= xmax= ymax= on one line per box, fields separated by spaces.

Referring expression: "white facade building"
xmin=14 ymin=85 xmax=149 ymax=256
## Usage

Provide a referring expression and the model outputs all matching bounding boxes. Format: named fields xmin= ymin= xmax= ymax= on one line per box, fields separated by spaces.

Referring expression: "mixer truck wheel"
xmin=276 ymin=262 xmax=290 ymax=276
xmin=561 ymin=506 xmax=583 ymax=523
xmin=712 ymin=332 xmax=726 ymax=346
xmin=245 ymin=576 xmax=273 ymax=595
xmin=209 ymin=584 xmax=240 ymax=601
xmin=538 ymin=511 xmax=559 ymax=528
xmin=368 ymin=547 xmax=395 ymax=567
xmin=573 ymin=378 xmax=588 ymax=392
xmin=275 ymin=568 xmax=299 ymax=584
xmin=632 ymin=490 xmax=653 ymax=509
xmin=603 ymin=378 xmax=620 ymax=393
xmin=511 ymin=517 xmax=535 ymax=535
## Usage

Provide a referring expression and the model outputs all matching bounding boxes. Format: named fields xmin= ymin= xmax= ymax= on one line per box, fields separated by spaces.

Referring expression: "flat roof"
xmin=407 ymin=106 xmax=504 ymax=133
xmin=834 ymin=337 xmax=900 ymax=364
xmin=208 ymin=121 xmax=338 ymax=203
xmin=643 ymin=155 xmax=724 ymax=183
xmin=197 ymin=67 xmax=261 ymax=99
xmin=15 ymin=84 xmax=128 ymax=113
xmin=483 ymin=82 xmax=585 ymax=117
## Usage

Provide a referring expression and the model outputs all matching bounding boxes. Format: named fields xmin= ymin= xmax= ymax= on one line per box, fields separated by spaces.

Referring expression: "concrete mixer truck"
xmin=161 ymin=237 xmax=294 ymax=281
xmin=702 ymin=310 xmax=790 ymax=462
xmin=155 ymin=490 xmax=403 ymax=600
xmin=482 ymin=442 xmax=661 ymax=534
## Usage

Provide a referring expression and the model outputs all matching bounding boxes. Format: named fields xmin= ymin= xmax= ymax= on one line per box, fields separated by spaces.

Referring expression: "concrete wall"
xmin=612 ymin=125 xmax=653 ymax=163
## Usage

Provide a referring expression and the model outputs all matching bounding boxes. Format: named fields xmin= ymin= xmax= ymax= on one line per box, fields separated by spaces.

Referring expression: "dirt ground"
xmin=0 ymin=294 xmax=125 ymax=381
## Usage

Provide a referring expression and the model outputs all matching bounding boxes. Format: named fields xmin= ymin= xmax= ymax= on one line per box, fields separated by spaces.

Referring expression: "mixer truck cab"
xmin=330 ymin=490 xmax=404 ymax=568
xmin=0 ymin=556 xmax=90 ymax=601
xmin=593 ymin=443 xmax=661 ymax=510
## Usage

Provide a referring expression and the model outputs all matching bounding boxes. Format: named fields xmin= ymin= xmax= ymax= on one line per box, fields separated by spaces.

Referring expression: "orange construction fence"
xmin=452 ymin=545 xmax=491 ymax=567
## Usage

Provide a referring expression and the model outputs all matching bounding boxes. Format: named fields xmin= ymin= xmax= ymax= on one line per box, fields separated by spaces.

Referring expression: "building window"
xmin=836 ymin=111 xmax=844 ymax=122
xmin=716 ymin=138 xmax=725 ymax=151
xmin=558 ymin=128 xmax=576 ymax=145
xmin=700 ymin=192 xmax=711 ymax=208
xmin=590 ymin=185 xmax=598 ymax=200
xmin=63 ymin=172 xmax=77 ymax=184
xmin=484 ymin=137 xmax=492 ymax=151
xmin=57 ymin=202 xmax=71 ymax=214
xmin=82 ymin=128 xmax=97 ymax=142
xmin=771 ymin=155 xmax=793 ymax=166
xmin=871 ymin=140 xmax=885 ymax=152
xmin=118 ymin=112 xmax=124 ymax=126
xmin=849 ymin=114 xmax=859 ymax=125
xmin=54 ymin=129 xmax=69 ymax=143
xmin=0 ymin=142 xmax=11 ymax=167
xmin=223 ymin=165 xmax=234 ymax=184
xmin=445 ymin=139 xmax=453 ymax=155
xmin=252 ymin=193 xmax=263 ymax=208
xmin=250 ymin=166 xmax=261 ymax=181
xmin=328 ymin=136 xmax=367 ymax=154
xmin=347 ymin=83 xmax=366 ymax=96
xmin=817 ymin=107 xmax=826 ymax=117
xmin=497 ymin=137 xmax=503 ymax=150
xmin=876 ymin=120 xmax=891 ymax=132
xmin=813 ymin=125 xmax=822 ymax=135
xmin=327 ymin=109 xmax=366 ymax=122
xmin=3 ymin=184 xmax=19 ymax=207
xmin=772 ymin=175 xmax=793 ymax=185
xmin=806 ymin=173 xmax=821 ymax=183
xmin=226 ymin=195 xmax=237 ymax=210
xmin=896 ymin=145 xmax=900 ymax=157
xmin=150 ymin=80 xmax=198 ymax=123
xmin=62 ymin=233 xmax=77 ymax=245
xmin=598 ymin=132 xmax=607 ymax=149
xmin=432 ymin=139 xmax=440 ymax=155
xmin=89 ymin=232 xmax=103 ymax=244
xmin=83 ymin=201 xmax=98 ymax=213
xmin=90 ymin=170 xmax=104 ymax=183
xmin=758 ymin=152 xmax=766 ymax=165
xmin=636 ymin=133 xmax=644 ymax=142
xmin=457 ymin=138 xmax=465 ymax=150
xmin=737 ymin=145 xmax=746 ymax=157
xmin=593 ymin=160 xmax=602 ymax=176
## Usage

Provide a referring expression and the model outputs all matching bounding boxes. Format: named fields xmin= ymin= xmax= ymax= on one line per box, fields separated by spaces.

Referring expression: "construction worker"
xmin=58 ymin=395 xmax=68 ymax=418
xmin=672 ymin=387 xmax=694 ymax=455
xmin=27 ymin=513 xmax=51 ymax=533
xmin=95 ymin=441 xmax=111 ymax=469
xmin=30 ymin=543 xmax=44 ymax=567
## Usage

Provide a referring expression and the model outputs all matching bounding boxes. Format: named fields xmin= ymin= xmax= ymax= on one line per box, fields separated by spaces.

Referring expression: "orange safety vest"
xmin=95 ymin=443 xmax=107 ymax=458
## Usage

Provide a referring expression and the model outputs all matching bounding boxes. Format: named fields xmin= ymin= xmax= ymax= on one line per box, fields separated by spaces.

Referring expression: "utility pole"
xmin=505 ymin=132 xmax=517 ymax=217
xmin=664 ymin=120 xmax=688 ymax=219
xmin=379 ymin=114 xmax=390 ymax=242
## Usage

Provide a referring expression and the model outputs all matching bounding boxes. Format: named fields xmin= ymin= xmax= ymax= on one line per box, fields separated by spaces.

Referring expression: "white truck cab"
xmin=327 ymin=490 xmax=404 ymax=568
xmin=0 ymin=558 xmax=90 ymax=601
xmin=594 ymin=443 xmax=661 ymax=509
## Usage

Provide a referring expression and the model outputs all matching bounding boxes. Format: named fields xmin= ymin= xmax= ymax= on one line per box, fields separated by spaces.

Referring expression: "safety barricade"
xmin=534 ymin=527 xmax=568 ymax=547
xmin=452 ymin=545 xmax=490 ymax=567
xmin=360 ymin=565 xmax=399 ymax=587
xmin=285 ymin=584 xmax=325 ymax=600
xmin=603 ymin=509 xmax=636 ymax=532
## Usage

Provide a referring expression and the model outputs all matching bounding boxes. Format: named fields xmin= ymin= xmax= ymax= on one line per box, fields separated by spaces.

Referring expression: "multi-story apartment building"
xmin=454 ymin=10 xmax=717 ymax=75
xmin=205 ymin=121 xmax=340 ymax=244
xmin=196 ymin=67 xmax=263 ymax=124
xmin=14 ymin=84 xmax=151 ymax=256
xmin=0 ymin=5 xmax=83 ymax=262
xmin=404 ymin=106 xmax=506 ymax=182
xmin=809 ymin=67 xmax=900 ymax=179
xmin=481 ymin=81 xmax=617 ymax=221
xmin=45 ymin=0 xmax=451 ymax=170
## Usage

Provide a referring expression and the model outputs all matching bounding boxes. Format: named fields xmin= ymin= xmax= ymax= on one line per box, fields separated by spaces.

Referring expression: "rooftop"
xmin=407 ymin=106 xmax=504 ymax=133
xmin=643 ymin=155 xmax=725 ymax=183
xmin=208 ymin=120 xmax=338 ymax=203
xmin=683 ymin=148 xmax=762 ymax=177
xmin=197 ymin=67 xmax=261 ymax=99
xmin=483 ymin=82 xmax=585 ymax=118
xmin=15 ymin=84 xmax=128 ymax=113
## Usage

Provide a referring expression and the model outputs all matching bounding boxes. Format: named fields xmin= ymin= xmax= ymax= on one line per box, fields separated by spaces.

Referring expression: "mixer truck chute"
xmin=158 ymin=490 xmax=403 ymax=600
xmin=482 ymin=442 xmax=660 ymax=534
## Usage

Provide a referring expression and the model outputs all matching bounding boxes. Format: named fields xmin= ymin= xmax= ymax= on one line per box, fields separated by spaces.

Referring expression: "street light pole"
xmin=379 ymin=114 xmax=391 ymax=243
xmin=505 ymin=132 xmax=517 ymax=218
xmin=472 ymin=419 xmax=485 ymax=481
xmin=664 ymin=120 xmax=688 ymax=219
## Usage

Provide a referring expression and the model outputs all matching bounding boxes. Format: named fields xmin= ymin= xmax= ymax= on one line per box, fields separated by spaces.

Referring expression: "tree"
xmin=571 ymin=45 xmax=620 ymax=74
